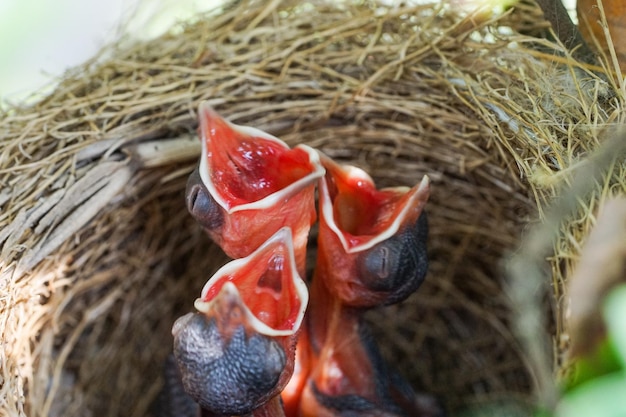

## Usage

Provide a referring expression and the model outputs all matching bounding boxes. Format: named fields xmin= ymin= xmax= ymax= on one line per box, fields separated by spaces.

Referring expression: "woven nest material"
xmin=1 ymin=1 xmax=625 ymax=416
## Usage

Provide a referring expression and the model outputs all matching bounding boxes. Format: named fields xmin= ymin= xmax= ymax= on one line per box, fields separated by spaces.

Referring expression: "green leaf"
xmin=565 ymin=338 xmax=622 ymax=390
xmin=603 ymin=284 xmax=626 ymax=367
xmin=556 ymin=371 xmax=626 ymax=417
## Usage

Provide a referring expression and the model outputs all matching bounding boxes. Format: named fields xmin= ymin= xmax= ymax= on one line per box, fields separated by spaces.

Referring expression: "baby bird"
xmin=300 ymin=156 xmax=441 ymax=417
xmin=185 ymin=103 xmax=323 ymax=272
xmin=173 ymin=228 xmax=307 ymax=416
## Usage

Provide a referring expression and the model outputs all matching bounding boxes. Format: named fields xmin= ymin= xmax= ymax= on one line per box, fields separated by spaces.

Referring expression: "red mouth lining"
xmin=202 ymin=244 xmax=302 ymax=332
xmin=325 ymin=168 xmax=413 ymax=245
xmin=205 ymin=113 xmax=316 ymax=206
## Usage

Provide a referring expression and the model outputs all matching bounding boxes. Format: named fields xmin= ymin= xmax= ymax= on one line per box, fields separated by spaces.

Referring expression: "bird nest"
xmin=1 ymin=1 xmax=625 ymax=416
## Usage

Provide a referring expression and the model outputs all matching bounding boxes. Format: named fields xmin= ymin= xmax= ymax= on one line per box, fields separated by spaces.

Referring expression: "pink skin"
xmin=195 ymin=227 xmax=308 ymax=341
xmin=205 ymin=228 xmax=307 ymax=402
xmin=183 ymin=106 xmax=436 ymax=416
xmin=186 ymin=105 xmax=324 ymax=415
xmin=173 ymin=228 xmax=307 ymax=417
xmin=186 ymin=105 xmax=325 ymax=415
xmin=299 ymin=156 xmax=433 ymax=416
xmin=301 ymin=284 xmax=384 ymax=417
xmin=195 ymin=103 xmax=323 ymax=272
xmin=315 ymin=154 xmax=430 ymax=308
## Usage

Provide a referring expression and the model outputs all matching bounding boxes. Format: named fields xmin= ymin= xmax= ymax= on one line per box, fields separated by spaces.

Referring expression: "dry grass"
xmin=1 ymin=1 xmax=625 ymax=416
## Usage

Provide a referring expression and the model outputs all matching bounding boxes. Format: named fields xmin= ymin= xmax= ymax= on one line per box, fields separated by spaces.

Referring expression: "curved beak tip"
xmin=418 ymin=174 xmax=430 ymax=195
xmin=194 ymin=281 xmax=240 ymax=314
xmin=198 ymin=102 xmax=219 ymax=124
xmin=320 ymin=164 xmax=431 ymax=253
xmin=196 ymin=108 xmax=324 ymax=216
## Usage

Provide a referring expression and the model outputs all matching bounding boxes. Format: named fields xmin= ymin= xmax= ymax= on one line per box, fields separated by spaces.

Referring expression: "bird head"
xmin=172 ymin=227 xmax=308 ymax=414
xmin=186 ymin=103 xmax=324 ymax=267
xmin=316 ymin=154 xmax=430 ymax=307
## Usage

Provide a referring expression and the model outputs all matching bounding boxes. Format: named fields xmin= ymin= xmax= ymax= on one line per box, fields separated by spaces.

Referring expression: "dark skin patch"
xmin=309 ymin=320 xmax=407 ymax=416
xmin=311 ymin=382 xmax=378 ymax=415
xmin=173 ymin=313 xmax=286 ymax=415
xmin=310 ymin=318 xmax=445 ymax=417
xmin=186 ymin=165 xmax=224 ymax=232
xmin=356 ymin=212 xmax=428 ymax=305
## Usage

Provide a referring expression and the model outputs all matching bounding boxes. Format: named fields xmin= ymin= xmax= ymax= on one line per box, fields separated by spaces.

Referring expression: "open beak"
xmin=195 ymin=227 xmax=308 ymax=337
xmin=172 ymin=285 xmax=287 ymax=415
xmin=188 ymin=103 xmax=324 ymax=265
xmin=316 ymin=154 xmax=430 ymax=307
xmin=172 ymin=227 xmax=307 ymax=415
